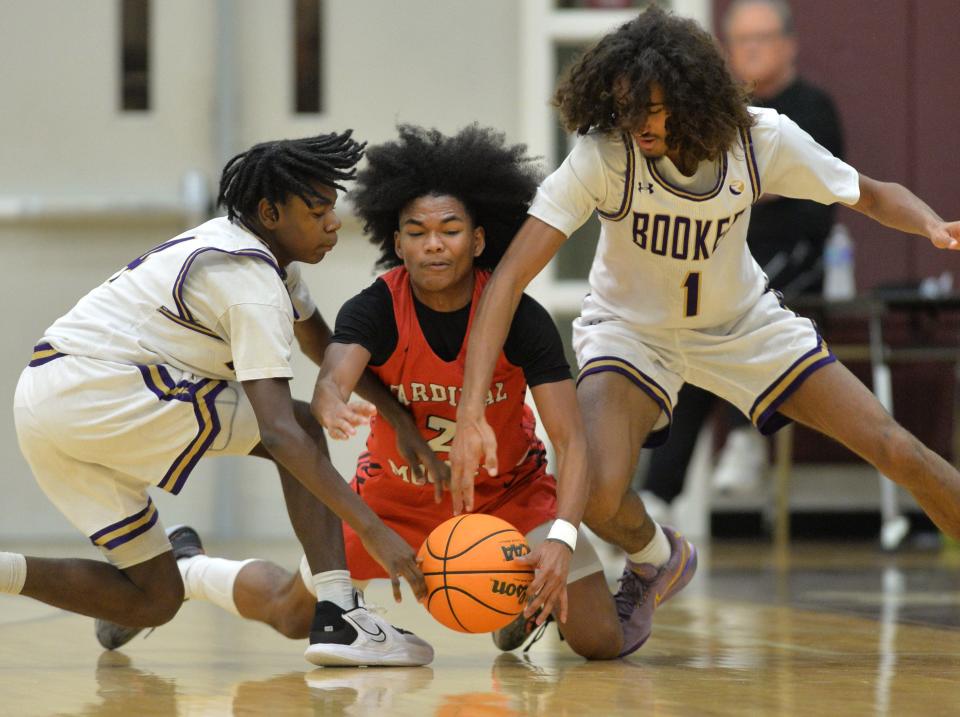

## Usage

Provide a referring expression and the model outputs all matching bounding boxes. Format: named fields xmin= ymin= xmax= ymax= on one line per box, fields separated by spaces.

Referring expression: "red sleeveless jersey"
xmin=343 ymin=266 xmax=557 ymax=580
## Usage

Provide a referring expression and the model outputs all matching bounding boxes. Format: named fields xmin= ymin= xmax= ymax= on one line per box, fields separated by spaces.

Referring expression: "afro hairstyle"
xmin=350 ymin=124 xmax=542 ymax=270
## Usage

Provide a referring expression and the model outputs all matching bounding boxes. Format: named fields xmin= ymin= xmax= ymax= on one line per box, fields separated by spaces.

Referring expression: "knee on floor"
xmin=564 ymin=624 xmax=623 ymax=660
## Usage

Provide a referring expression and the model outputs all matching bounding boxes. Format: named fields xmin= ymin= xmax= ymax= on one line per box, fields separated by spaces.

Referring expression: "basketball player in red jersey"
xmin=312 ymin=125 xmax=629 ymax=658
xmin=129 ymin=126 xmax=627 ymax=659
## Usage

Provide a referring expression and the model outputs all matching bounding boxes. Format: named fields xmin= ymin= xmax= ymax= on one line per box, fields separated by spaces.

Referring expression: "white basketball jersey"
xmin=41 ymin=217 xmax=316 ymax=382
xmin=530 ymin=108 xmax=860 ymax=328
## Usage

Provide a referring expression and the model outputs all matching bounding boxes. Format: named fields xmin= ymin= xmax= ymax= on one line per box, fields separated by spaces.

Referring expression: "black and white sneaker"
xmin=492 ymin=610 xmax=556 ymax=653
xmin=304 ymin=590 xmax=434 ymax=667
xmin=94 ymin=525 xmax=204 ymax=650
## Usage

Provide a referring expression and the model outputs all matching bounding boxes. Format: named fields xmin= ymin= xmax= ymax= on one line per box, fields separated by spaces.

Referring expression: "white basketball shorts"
xmin=14 ymin=348 xmax=260 ymax=568
xmin=573 ymin=289 xmax=835 ymax=446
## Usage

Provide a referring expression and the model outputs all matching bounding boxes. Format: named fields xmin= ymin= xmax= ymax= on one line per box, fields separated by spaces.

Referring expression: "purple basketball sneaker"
xmin=615 ymin=526 xmax=697 ymax=657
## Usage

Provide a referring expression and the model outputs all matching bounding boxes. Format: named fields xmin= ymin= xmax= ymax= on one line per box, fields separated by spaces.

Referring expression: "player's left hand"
xmin=518 ymin=540 xmax=571 ymax=625
xmin=929 ymin=220 xmax=960 ymax=250
xmin=360 ymin=522 xmax=427 ymax=603
xmin=311 ymin=380 xmax=376 ymax=440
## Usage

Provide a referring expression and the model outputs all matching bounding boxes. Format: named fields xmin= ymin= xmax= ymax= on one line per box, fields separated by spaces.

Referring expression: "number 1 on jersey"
xmin=682 ymin=271 xmax=700 ymax=318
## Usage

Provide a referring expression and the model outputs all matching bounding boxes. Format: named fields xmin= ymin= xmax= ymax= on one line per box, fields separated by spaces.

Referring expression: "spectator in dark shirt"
xmin=639 ymin=0 xmax=846 ymax=515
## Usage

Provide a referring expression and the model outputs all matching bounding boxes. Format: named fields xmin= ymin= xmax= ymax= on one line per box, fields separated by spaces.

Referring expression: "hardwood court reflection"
xmin=4 ymin=541 xmax=960 ymax=716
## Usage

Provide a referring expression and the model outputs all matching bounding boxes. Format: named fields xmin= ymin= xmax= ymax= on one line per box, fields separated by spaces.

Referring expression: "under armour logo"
xmin=638 ymin=182 xmax=655 ymax=193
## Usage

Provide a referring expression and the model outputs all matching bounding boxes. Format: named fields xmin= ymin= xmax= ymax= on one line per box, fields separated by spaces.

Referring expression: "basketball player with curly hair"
xmin=451 ymin=5 xmax=960 ymax=656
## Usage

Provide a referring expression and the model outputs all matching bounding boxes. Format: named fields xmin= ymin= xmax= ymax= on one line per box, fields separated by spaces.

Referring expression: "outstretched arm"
xmin=311 ymin=341 xmax=374 ymax=440
xmin=518 ymin=378 xmax=589 ymax=625
xmin=849 ymin=174 xmax=960 ymax=250
xmin=313 ymin=341 xmax=450 ymax=497
xmin=296 ymin=308 xmax=415 ymax=419
xmin=450 ymin=217 xmax=568 ymax=513
xmin=242 ymin=376 xmax=426 ymax=602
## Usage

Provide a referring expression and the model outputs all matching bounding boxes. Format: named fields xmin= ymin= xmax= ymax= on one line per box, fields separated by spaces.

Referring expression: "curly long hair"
xmin=351 ymin=124 xmax=541 ymax=270
xmin=554 ymin=5 xmax=754 ymax=167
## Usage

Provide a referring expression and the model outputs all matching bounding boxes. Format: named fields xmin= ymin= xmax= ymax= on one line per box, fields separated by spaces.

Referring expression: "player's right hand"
xmin=392 ymin=416 xmax=451 ymax=503
xmin=360 ymin=522 xmax=427 ymax=603
xmin=518 ymin=541 xmax=571 ymax=625
xmin=311 ymin=379 xmax=376 ymax=440
xmin=449 ymin=413 xmax=499 ymax=515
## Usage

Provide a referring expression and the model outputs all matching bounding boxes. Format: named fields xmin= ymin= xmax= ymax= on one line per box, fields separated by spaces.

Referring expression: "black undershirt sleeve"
xmin=503 ymin=294 xmax=572 ymax=387
xmin=330 ymin=279 xmax=398 ymax=366
xmin=332 ymin=280 xmax=569 ymax=385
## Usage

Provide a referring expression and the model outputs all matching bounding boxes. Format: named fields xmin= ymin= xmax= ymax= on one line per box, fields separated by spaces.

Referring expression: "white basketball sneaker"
xmin=304 ymin=591 xmax=434 ymax=667
xmin=712 ymin=427 xmax=769 ymax=495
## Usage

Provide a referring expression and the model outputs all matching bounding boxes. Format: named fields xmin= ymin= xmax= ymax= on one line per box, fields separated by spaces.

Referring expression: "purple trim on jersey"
xmin=740 ymin=127 xmax=762 ymax=203
xmin=645 ymin=153 xmax=728 ymax=201
xmin=113 ymin=236 xmax=197 ymax=279
xmin=89 ymin=498 xmax=159 ymax=550
xmin=157 ymin=306 xmax=223 ymax=340
xmin=597 ymin=133 xmax=636 ymax=222
xmin=161 ymin=246 xmax=283 ymax=339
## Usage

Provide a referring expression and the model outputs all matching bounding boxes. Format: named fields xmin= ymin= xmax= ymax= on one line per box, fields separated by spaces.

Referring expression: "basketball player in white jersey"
xmin=451 ymin=6 xmax=960 ymax=655
xmin=3 ymin=132 xmax=433 ymax=667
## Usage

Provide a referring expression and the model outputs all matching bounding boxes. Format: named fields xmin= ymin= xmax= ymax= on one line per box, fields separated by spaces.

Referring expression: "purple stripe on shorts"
xmin=157 ymin=380 xmax=227 ymax=495
xmin=99 ymin=508 xmax=160 ymax=550
xmin=89 ymin=498 xmax=155 ymax=544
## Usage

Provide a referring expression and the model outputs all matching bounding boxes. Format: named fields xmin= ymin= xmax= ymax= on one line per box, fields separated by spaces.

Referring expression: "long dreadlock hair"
xmin=554 ymin=6 xmax=754 ymax=167
xmin=351 ymin=124 xmax=541 ymax=271
xmin=217 ymin=130 xmax=365 ymax=222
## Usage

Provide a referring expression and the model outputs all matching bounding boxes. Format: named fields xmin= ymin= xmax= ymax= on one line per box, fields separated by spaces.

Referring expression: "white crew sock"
xmin=298 ymin=556 xmax=359 ymax=611
xmin=299 ymin=555 xmax=318 ymax=597
xmin=627 ymin=522 xmax=671 ymax=568
xmin=0 ymin=552 xmax=27 ymax=594
xmin=312 ymin=570 xmax=355 ymax=611
xmin=178 ymin=555 xmax=253 ymax=616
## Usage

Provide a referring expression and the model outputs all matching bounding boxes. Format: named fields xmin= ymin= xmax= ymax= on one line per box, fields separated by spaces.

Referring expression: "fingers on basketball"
xmin=417 ymin=514 xmax=534 ymax=634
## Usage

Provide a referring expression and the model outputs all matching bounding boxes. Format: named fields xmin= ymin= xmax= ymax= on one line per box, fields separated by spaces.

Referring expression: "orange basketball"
xmin=417 ymin=514 xmax=534 ymax=633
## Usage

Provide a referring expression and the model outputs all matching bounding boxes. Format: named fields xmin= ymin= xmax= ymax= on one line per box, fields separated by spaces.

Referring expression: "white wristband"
xmin=546 ymin=519 xmax=578 ymax=552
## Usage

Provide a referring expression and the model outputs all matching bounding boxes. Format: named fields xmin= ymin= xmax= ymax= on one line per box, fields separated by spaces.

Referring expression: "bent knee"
xmin=128 ymin=587 xmax=183 ymax=627
xmin=583 ymin=485 xmax=623 ymax=527
xmin=564 ymin=626 xmax=623 ymax=660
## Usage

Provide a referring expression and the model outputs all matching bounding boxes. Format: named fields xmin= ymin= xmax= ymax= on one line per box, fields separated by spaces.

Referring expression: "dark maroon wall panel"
xmin=713 ymin=0 xmax=960 ymax=290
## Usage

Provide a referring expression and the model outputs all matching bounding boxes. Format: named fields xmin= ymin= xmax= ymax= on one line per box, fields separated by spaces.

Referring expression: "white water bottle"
xmin=823 ymin=223 xmax=855 ymax=300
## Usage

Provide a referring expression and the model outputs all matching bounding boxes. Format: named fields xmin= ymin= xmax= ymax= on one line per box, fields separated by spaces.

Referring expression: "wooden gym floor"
xmin=3 ymin=538 xmax=960 ymax=716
